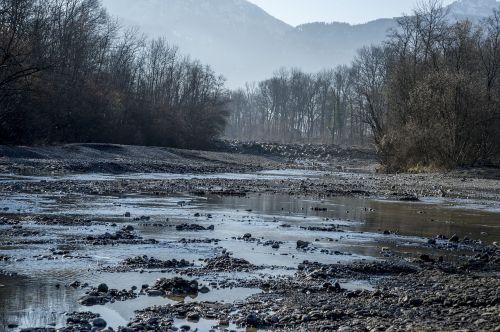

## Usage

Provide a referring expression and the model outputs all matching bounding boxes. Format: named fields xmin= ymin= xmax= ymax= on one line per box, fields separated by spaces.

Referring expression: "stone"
xmin=69 ymin=281 xmax=81 ymax=288
xmin=187 ymin=312 xmax=200 ymax=320
xmin=147 ymin=289 xmax=164 ymax=296
xmin=97 ymin=283 xmax=109 ymax=293
xmin=79 ymin=295 xmax=103 ymax=306
xmin=420 ymin=254 xmax=434 ymax=262
xmin=297 ymin=240 xmax=310 ymax=249
xmin=92 ymin=318 xmax=107 ymax=328
xmin=199 ymin=286 xmax=210 ymax=294
xmin=410 ymin=298 xmax=423 ymax=307
xmin=246 ymin=313 xmax=261 ymax=327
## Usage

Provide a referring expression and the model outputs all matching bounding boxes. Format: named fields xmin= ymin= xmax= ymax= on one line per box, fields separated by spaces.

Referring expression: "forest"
xmin=1 ymin=0 xmax=499 ymax=170
xmin=227 ymin=2 xmax=500 ymax=170
xmin=0 ymin=0 xmax=228 ymax=148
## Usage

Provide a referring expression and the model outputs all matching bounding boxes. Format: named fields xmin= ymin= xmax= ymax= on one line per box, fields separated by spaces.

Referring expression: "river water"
xmin=0 ymin=170 xmax=499 ymax=331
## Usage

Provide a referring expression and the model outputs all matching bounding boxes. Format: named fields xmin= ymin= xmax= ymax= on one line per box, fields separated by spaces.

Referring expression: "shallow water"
xmin=0 ymin=171 xmax=499 ymax=331
xmin=0 ymin=169 xmax=328 ymax=184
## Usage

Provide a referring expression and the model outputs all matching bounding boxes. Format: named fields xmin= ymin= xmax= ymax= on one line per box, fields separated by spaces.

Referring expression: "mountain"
xmin=448 ymin=0 xmax=500 ymax=21
xmin=101 ymin=0 xmax=500 ymax=88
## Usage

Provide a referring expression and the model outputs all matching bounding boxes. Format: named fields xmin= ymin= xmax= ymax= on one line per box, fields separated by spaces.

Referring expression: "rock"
xmin=124 ymin=212 xmax=131 ymax=217
xmin=199 ymin=286 xmax=210 ymax=294
xmin=409 ymin=298 xmax=423 ymax=307
xmin=176 ymin=223 xmax=213 ymax=231
xmin=187 ymin=312 xmax=200 ymax=320
xmin=69 ymin=281 xmax=81 ymax=288
xmin=427 ymin=238 xmax=436 ymax=245
xmin=79 ymin=295 xmax=103 ymax=306
xmin=204 ymin=255 xmax=254 ymax=271
xmin=420 ymin=254 xmax=434 ymax=263
xmin=147 ymin=289 xmax=164 ymax=297
xmin=246 ymin=313 xmax=261 ymax=327
xmin=399 ymin=195 xmax=420 ymax=202
xmin=92 ymin=318 xmax=107 ymax=328
xmin=449 ymin=234 xmax=459 ymax=242
xmin=150 ymin=277 xmax=199 ymax=295
xmin=97 ymin=283 xmax=109 ymax=293
xmin=120 ymin=255 xmax=191 ymax=269
xmin=301 ymin=225 xmax=338 ymax=232
xmin=297 ymin=240 xmax=310 ymax=249
xmin=243 ymin=233 xmax=252 ymax=239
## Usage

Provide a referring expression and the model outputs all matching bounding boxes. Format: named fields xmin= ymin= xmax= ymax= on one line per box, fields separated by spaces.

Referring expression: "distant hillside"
xmin=101 ymin=0 xmax=500 ymax=88
xmin=448 ymin=0 xmax=500 ymax=21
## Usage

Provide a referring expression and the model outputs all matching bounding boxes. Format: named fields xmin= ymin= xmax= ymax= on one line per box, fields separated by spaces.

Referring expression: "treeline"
xmin=226 ymin=67 xmax=370 ymax=146
xmin=227 ymin=1 xmax=500 ymax=170
xmin=0 ymin=0 xmax=229 ymax=148
xmin=377 ymin=2 xmax=500 ymax=170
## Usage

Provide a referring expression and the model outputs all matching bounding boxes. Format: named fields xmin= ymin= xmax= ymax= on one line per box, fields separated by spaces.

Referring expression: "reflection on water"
xmin=208 ymin=194 xmax=500 ymax=244
xmin=0 ymin=271 xmax=262 ymax=330
xmin=0 ymin=275 xmax=81 ymax=329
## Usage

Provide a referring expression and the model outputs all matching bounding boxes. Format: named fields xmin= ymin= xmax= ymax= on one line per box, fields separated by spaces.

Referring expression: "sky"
xmin=247 ymin=0 xmax=457 ymax=26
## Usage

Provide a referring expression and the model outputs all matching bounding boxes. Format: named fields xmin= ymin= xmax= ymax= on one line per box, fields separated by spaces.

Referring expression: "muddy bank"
xmin=0 ymin=144 xmax=285 ymax=175
xmin=1 ymin=142 xmax=500 ymax=203
xmin=2 ymin=169 xmax=500 ymax=208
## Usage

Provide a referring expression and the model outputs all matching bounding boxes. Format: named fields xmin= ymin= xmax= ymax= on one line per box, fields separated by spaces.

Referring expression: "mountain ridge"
xmin=101 ymin=0 xmax=500 ymax=87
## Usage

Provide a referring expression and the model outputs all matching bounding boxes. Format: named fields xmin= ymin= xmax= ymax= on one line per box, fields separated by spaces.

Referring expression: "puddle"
xmin=88 ymin=286 xmax=261 ymax=330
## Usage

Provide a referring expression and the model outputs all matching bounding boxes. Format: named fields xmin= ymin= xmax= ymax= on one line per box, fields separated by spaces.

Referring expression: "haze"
xmin=248 ymin=0 xmax=456 ymax=25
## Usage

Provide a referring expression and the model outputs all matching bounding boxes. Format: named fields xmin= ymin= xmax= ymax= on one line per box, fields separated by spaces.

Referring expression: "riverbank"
xmin=0 ymin=143 xmax=499 ymax=331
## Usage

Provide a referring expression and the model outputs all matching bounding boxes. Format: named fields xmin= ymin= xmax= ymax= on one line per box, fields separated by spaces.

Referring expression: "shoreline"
xmin=0 ymin=143 xmax=499 ymax=331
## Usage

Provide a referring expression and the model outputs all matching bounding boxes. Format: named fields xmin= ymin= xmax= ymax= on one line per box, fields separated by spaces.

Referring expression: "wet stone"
xmin=119 ymin=255 xmax=192 ymax=270
xmin=149 ymin=277 xmax=201 ymax=296
xmin=92 ymin=318 xmax=107 ymax=327
xmin=204 ymin=255 xmax=255 ymax=272
xmin=175 ymin=223 xmax=215 ymax=231
xmin=297 ymin=240 xmax=310 ymax=249
xmin=301 ymin=226 xmax=339 ymax=232
xmin=97 ymin=283 xmax=108 ymax=293
xmin=78 ymin=285 xmax=137 ymax=306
